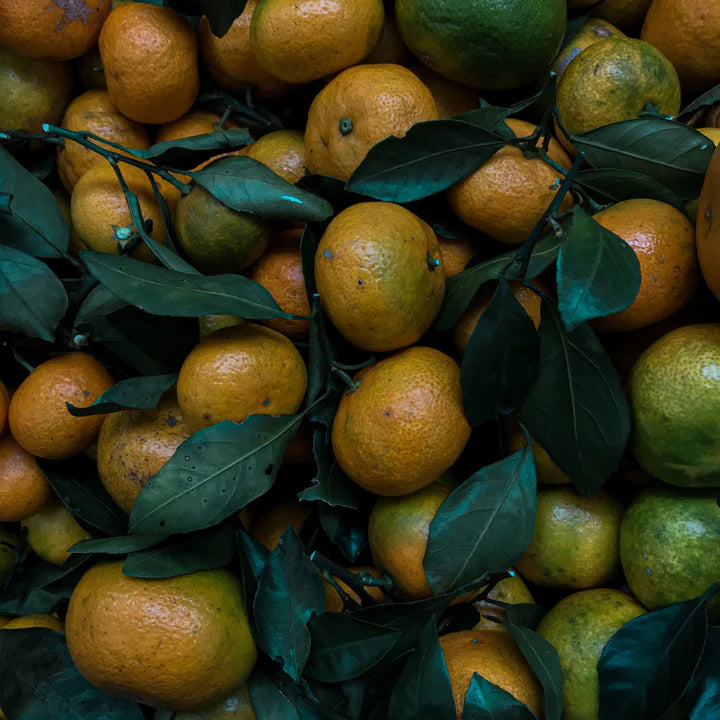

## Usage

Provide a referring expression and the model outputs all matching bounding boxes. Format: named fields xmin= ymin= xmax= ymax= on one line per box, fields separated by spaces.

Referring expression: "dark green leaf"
xmin=0 ymin=246 xmax=68 ymax=340
xmin=254 ymin=527 xmax=325 ymax=681
xmin=66 ymin=372 xmax=178 ymax=417
xmin=387 ymin=617 xmax=456 ymax=720
xmin=38 ymin=457 xmax=128 ymax=537
xmin=598 ymin=585 xmax=718 ymax=720
xmin=460 ymin=277 xmax=540 ymax=425
xmin=684 ymin=625 xmax=720 ymax=720
xmin=306 ymin=614 xmax=400 ymax=682
xmin=300 ymin=223 xmax=323 ymax=299
xmin=123 ymin=523 xmax=236 ymax=578
xmin=70 ymin=533 xmax=167 ymax=555
xmin=248 ymin=669 xmax=300 ymax=720
xmin=318 ymin=504 xmax=367 ymax=563
xmin=74 ymin=284 xmax=127 ymax=327
xmin=167 ymin=0 xmax=247 ymax=36
xmin=557 ymin=206 xmax=641 ymax=331
xmin=571 ymin=119 xmax=713 ymax=201
xmin=188 ymin=156 xmax=332 ymax=221
xmin=305 ymin=295 xmax=333 ymax=405
xmin=0 ymin=629 xmax=144 ymax=720
xmin=0 ymin=146 xmax=69 ymax=259
xmin=153 ymin=710 xmax=173 ymax=720
xmin=346 ymin=118 xmax=506 ymax=202
xmin=519 ymin=300 xmax=630 ymax=496
xmin=499 ymin=602 xmax=548 ymax=630
xmin=237 ymin=529 xmax=270 ymax=615
xmin=424 ymin=449 xmax=536 ymax=594
xmin=679 ymin=83 xmax=720 ymax=120
xmin=297 ymin=703 xmax=346 ymax=720
xmin=140 ymin=232 xmax=200 ymax=274
xmin=130 ymin=413 xmax=302 ymax=538
xmin=462 ymin=673 xmax=536 ymax=720
xmin=81 ymin=250 xmax=292 ymax=320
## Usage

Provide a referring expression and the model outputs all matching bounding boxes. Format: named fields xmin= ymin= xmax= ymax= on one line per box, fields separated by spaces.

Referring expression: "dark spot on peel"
xmin=263 ymin=396 xmax=271 ymax=407
xmin=166 ymin=416 xmax=177 ymax=427
xmin=83 ymin=390 xmax=90 ymax=397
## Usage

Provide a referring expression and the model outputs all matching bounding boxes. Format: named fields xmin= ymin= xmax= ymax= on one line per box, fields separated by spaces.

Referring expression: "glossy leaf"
xmin=0 ymin=246 xmax=68 ymax=341
xmin=557 ymin=206 xmax=641 ymax=331
xmin=70 ymin=533 xmax=167 ymax=555
xmin=248 ymin=669 xmax=300 ymax=720
xmin=74 ymin=284 xmax=127 ymax=327
xmin=679 ymin=83 xmax=720 ymax=121
xmin=519 ymin=300 xmax=630 ymax=496
xmin=424 ymin=449 xmax=536 ymax=594
xmin=305 ymin=295 xmax=333 ymax=405
xmin=574 ymin=168 xmax=685 ymax=211
xmin=306 ymin=614 xmax=400 ymax=682
xmin=318 ymin=504 xmax=368 ymax=563
xmin=460 ymin=277 xmax=540 ymax=425
xmin=598 ymin=586 xmax=718 ymax=720
xmin=684 ymin=625 xmax=720 ymax=720
xmin=462 ymin=673 xmax=536 ymax=720
xmin=130 ymin=413 xmax=302 ymax=537
xmin=188 ymin=156 xmax=333 ymax=221
xmin=0 ymin=629 xmax=144 ymax=720
xmin=253 ymin=527 xmax=325 ymax=681
xmin=81 ymin=251 xmax=292 ymax=321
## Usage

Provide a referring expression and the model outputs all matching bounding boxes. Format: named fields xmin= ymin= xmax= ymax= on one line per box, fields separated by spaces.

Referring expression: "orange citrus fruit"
xmin=249 ymin=502 xmax=312 ymax=551
xmin=552 ymin=18 xmax=626 ymax=80
xmin=410 ymin=65 xmax=478 ymax=118
xmin=365 ymin=16 xmax=413 ymax=66
xmin=595 ymin=0 xmax=652 ymax=30
xmin=198 ymin=315 xmax=245 ymax=339
xmin=323 ymin=566 xmax=386 ymax=612
xmin=697 ymin=145 xmax=720 ymax=301
xmin=21 ymin=498 xmax=89 ymax=565
xmin=0 ymin=435 xmax=53 ymax=522
xmin=155 ymin=110 xmax=237 ymax=144
xmin=438 ymin=237 xmax=474 ymax=278
xmin=473 ymin=571 xmax=535 ymax=632
xmin=245 ymin=130 xmax=307 ymax=185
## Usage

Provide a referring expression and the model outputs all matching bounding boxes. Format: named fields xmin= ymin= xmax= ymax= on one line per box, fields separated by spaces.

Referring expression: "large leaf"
xmin=556 ymin=206 xmax=641 ymax=331
xmin=346 ymin=117 xmax=506 ymax=202
xmin=81 ymin=251 xmax=292 ymax=321
xmin=253 ymin=528 xmax=325 ymax=681
xmin=0 ymin=629 xmax=144 ymax=720
xmin=460 ymin=277 xmax=540 ymax=425
xmin=248 ymin=669 xmax=300 ymax=720
xmin=188 ymin=156 xmax=333 ymax=221
xmin=574 ymin=169 xmax=686 ymax=211
xmin=519 ymin=300 xmax=630 ymax=497
xmin=462 ymin=673 xmax=536 ymax=720
xmin=571 ymin=119 xmax=713 ymax=201
xmin=598 ymin=586 xmax=718 ymax=720
xmin=424 ymin=449 xmax=536 ymax=595
xmin=0 ymin=245 xmax=68 ymax=340
xmin=684 ymin=625 xmax=720 ymax=720
xmin=305 ymin=614 xmax=400 ymax=682
xmin=130 ymin=413 xmax=302 ymax=538
xmin=70 ymin=533 xmax=168 ymax=555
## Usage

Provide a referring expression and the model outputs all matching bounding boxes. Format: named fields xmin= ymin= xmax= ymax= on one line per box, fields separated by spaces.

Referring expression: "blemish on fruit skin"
xmin=646 ymin=567 xmax=652 ymax=575
xmin=324 ymin=249 xmax=333 ymax=258
xmin=702 ymin=363 xmax=720 ymax=381
xmin=263 ymin=396 xmax=271 ymax=407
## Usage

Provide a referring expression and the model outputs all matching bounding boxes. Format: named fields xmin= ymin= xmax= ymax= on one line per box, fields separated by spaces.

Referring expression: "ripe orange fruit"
xmin=2 ymin=614 xmax=64 ymax=632
xmin=250 ymin=502 xmax=312 ymax=550
xmin=315 ymin=202 xmax=444 ymax=352
xmin=76 ymin=47 xmax=106 ymax=92
xmin=250 ymin=0 xmax=385 ymax=84
xmin=365 ymin=16 xmax=413 ymax=66
xmin=249 ymin=229 xmax=310 ymax=340
xmin=21 ymin=498 xmax=89 ymax=565
xmin=155 ymin=111 xmax=237 ymax=144
xmin=245 ymin=130 xmax=307 ymax=185
xmin=332 ymin=346 xmax=471 ymax=496
xmin=410 ymin=65 xmax=478 ymax=118
xmin=8 ymin=352 xmax=113 ymax=460
xmin=0 ymin=435 xmax=53 ymax=522
xmin=505 ymin=418 xmax=571 ymax=485
xmin=642 ymin=0 xmax=720 ymax=93
xmin=198 ymin=2 xmax=287 ymax=99
xmin=0 ymin=381 xmax=8 ymax=436
xmin=66 ymin=562 xmax=257 ymax=711
xmin=305 ymin=64 xmax=439 ymax=181
xmin=0 ymin=0 xmax=110 ymax=61
xmin=57 ymin=89 xmax=150 ymax=192
xmin=448 ymin=119 xmax=573 ymax=245
xmin=97 ymin=394 xmax=191 ymax=513
xmin=698 ymin=128 xmax=720 ymax=147
xmin=440 ymin=630 xmax=543 ymax=719
xmin=592 ymin=199 xmax=697 ymax=333
xmin=177 ymin=324 xmax=307 ymax=431
xmin=99 ymin=3 xmax=199 ymax=124
xmin=697 ymin=145 xmax=720 ymax=301
xmin=552 ymin=18 xmax=626 ymax=80
xmin=439 ymin=237 xmax=474 ymax=278
xmin=368 ymin=482 xmax=450 ymax=599
xmin=53 ymin=187 xmax=89 ymax=258
xmin=324 ymin=566 xmax=386 ymax=612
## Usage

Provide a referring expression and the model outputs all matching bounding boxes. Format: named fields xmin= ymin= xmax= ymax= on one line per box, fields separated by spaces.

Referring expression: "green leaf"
xmin=129 ymin=413 xmax=302 ymax=538
xmin=248 ymin=669 xmax=300 ymax=720
xmin=574 ymin=169 xmax=686 ymax=211
xmin=74 ymin=284 xmax=127 ymax=327
xmin=188 ymin=156 xmax=333 ymax=221
xmin=424 ymin=449 xmax=537 ymax=595
xmin=237 ymin=530 xmax=270 ymax=616
xmin=305 ymin=294 xmax=333 ymax=405
xmin=318 ymin=504 xmax=368 ymax=563
xmin=81 ymin=250 xmax=292 ymax=320
xmin=519 ymin=300 xmax=630 ymax=496
xmin=684 ymin=626 xmax=720 ymax=720
xmin=556 ymin=206 xmax=641 ymax=331
xmin=66 ymin=372 xmax=178 ymax=417
xmin=679 ymin=83 xmax=720 ymax=120
xmin=300 ymin=223 xmax=323 ymax=299
xmin=0 ymin=246 xmax=68 ymax=340
xmin=386 ymin=617 xmax=456 ymax=720
xmin=167 ymin=0 xmax=247 ymax=37
xmin=253 ymin=527 xmax=325 ymax=681
xmin=434 ymin=234 xmax=561 ymax=331
xmin=0 ymin=628 xmax=144 ymax=720
xmin=305 ymin=614 xmax=400 ymax=682
xmin=0 ymin=146 xmax=69 ymax=259
xmin=122 ymin=523 xmax=236 ymax=578
xmin=460 ymin=277 xmax=540 ymax=425
xmin=346 ymin=117 xmax=506 ymax=202
xmin=571 ymin=119 xmax=714 ymax=201
xmin=38 ymin=457 xmax=128 ymax=537
xmin=70 ymin=533 xmax=167 ymax=555
xmin=598 ymin=585 xmax=718 ymax=720
xmin=140 ymin=232 xmax=200 ymax=274
xmin=462 ymin=673 xmax=536 ymax=720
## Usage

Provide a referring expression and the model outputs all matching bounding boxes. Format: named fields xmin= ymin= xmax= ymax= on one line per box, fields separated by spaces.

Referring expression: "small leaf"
xmin=0 ymin=629 xmax=144 ymax=720
xmin=305 ymin=614 xmax=400 ymax=682
xmin=556 ymin=206 xmax=641 ymax=331
xmin=248 ymin=669 xmax=300 ymax=720
xmin=70 ymin=533 xmax=167 ymax=555
xmin=305 ymin=294 xmax=333 ymax=405
xmin=253 ymin=527 xmax=325 ymax=681
xmin=424 ymin=449 xmax=537 ymax=595
xmin=598 ymin=585 xmax=718 ymax=720
xmin=679 ymin=82 xmax=720 ymax=120
xmin=684 ymin=625 xmax=720 ymax=720
xmin=462 ymin=673 xmax=536 ymax=720
xmin=460 ymin=277 xmax=540 ymax=425
xmin=0 ymin=246 xmax=68 ymax=340
xmin=130 ymin=413 xmax=302 ymax=538
xmin=66 ymin=372 xmax=178 ymax=417
xmin=188 ymin=156 xmax=333 ymax=221
xmin=74 ymin=284 xmax=127 ymax=327
xmin=81 ymin=250 xmax=292 ymax=320
xmin=237 ymin=530 xmax=270 ymax=619
xmin=300 ymin=223 xmax=324 ymax=299
xmin=519 ymin=300 xmax=630 ymax=496
xmin=166 ymin=0 xmax=248 ymax=37
xmin=318 ymin=504 xmax=368 ymax=563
